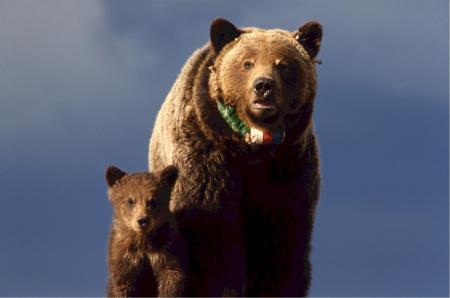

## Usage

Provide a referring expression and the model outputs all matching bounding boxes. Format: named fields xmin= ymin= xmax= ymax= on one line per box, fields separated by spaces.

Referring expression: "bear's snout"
xmin=249 ymin=76 xmax=278 ymax=121
xmin=253 ymin=77 xmax=274 ymax=98
xmin=137 ymin=216 xmax=149 ymax=228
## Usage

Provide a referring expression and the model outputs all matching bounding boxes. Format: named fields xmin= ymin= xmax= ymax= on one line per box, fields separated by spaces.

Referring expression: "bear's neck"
xmin=216 ymin=101 xmax=285 ymax=145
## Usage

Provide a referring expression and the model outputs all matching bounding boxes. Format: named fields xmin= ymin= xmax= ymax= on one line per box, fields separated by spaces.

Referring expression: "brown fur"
xmin=148 ymin=18 xmax=322 ymax=296
xmin=105 ymin=166 xmax=188 ymax=297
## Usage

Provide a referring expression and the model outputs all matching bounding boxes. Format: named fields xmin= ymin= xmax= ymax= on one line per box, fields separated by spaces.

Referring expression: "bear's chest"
xmin=241 ymin=159 xmax=306 ymax=212
xmin=177 ymin=143 xmax=306 ymax=215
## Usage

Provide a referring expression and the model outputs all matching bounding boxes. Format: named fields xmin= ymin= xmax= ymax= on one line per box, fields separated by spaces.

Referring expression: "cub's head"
xmin=209 ymin=18 xmax=322 ymax=133
xmin=105 ymin=165 xmax=178 ymax=234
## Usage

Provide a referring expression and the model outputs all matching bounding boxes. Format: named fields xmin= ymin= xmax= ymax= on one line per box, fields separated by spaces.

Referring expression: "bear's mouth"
xmin=252 ymin=99 xmax=276 ymax=112
xmin=250 ymin=98 xmax=277 ymax=120
xmin=246 ymin=100 xmax=279 ymax=128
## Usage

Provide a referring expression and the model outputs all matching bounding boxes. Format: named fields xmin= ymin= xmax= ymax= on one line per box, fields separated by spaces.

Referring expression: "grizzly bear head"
xmin=105 ymin=165 xmax=178 ymax=234
xmin=208 ymin=18 xmax=322 ymax=140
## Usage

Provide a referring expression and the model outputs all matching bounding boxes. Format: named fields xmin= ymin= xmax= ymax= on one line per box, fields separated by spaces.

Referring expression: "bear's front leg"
xmin=107 ymin=236 xmax=156 ymax=297
xmin=107 ymin=259 xmax=153 ymax=297
xmin=150 ymin=245 xmax=187 ymax=297
xmin=279 ymin=249 xmax=312 ymax=297
xmin=244 ymin=205 xmax=315 ymax=297
xmin=156 ymin=268 xmax=186 ymax=297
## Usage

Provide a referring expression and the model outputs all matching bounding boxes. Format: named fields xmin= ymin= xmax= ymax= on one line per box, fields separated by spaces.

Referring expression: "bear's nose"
xmin=137 ymin=217 xmax=148 ymax=228
xmin=253 ymin=77 xmax=274 ymax=97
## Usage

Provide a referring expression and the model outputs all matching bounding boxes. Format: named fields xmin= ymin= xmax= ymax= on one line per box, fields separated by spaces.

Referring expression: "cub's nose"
xmin=253 ymin=77 xmax=274 ymax=97
xmin=137 ymin=217 xmax=148 ymax=228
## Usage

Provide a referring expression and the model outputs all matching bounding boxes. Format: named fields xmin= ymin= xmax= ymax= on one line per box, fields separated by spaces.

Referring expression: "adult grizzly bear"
xmin=148 ymin=18 xmax=322 ymax=296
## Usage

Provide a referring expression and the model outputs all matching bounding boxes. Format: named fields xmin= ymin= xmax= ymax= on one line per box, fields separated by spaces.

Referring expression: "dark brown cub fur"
xmin=105 ymin=165 xmax=187 ymax=297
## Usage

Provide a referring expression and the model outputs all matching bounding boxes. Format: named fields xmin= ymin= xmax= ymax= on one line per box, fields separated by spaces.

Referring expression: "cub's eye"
xmin=147 ymin=199 xmax=158 ymax=209
xmin=127 ymin=198 xmax=135 ymax=206
xmin=243 ymin=61 xmax=254 ymax=70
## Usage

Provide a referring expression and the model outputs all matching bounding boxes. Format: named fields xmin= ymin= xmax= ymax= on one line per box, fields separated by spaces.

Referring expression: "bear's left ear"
xmin=210 ymin=18 xmax=242 ymax=53
xmin=105 ymin=165 xmax=127 ymax=187
xmin=295 ymin=21 xmax=323 ymax=59
xmin=159 ymin=165 xmax=178 ymax=187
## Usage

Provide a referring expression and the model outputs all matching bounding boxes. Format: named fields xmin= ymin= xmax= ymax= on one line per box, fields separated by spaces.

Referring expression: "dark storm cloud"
xmin=0 ymin=0 xmax=447 ymax=296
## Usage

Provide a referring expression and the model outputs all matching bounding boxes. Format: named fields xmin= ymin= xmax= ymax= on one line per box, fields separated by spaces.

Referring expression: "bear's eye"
xmin=127 ymin=197 xmax=135 ymax=206
xmin=147 ymin=199 xmax=158 ymax=209
xmin=243 ymin=61 xmax=254 ymax=70
xmin=276 ymin=61 xmax=289 ymax=71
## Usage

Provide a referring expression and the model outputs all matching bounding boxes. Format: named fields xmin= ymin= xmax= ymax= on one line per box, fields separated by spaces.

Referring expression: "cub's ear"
xmin=105 ymin=166 xmax=127 ymax=187
xmin=210 ymin=18 xmax=241 ymax=53
xmin=296 ymin=21 xmax=323 ymax=59
xmin=159 ymin=165 xmax=178 ymax=187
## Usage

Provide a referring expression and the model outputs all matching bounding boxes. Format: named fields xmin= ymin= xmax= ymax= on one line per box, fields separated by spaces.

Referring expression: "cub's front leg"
xmin=150 ymin=238 xmax=188 ymax=297
xmin=107 ymin=236 xmax=156 ymax=297
xmin=107 ymin=257 xmax=148 ymax=297
xmin=157 ymin=268 xmax=186 ymax=297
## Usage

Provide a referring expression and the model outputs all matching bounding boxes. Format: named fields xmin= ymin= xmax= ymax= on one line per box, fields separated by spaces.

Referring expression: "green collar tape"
xmin=217 ymin=101 xmax=250 ymax=137
xmin=217 ymin=101 xmax=285 ymax=145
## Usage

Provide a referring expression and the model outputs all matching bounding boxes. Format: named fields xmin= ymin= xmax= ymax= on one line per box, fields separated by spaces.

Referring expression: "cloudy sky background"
xmin=0 ymin=0 xmax=448 ymax=296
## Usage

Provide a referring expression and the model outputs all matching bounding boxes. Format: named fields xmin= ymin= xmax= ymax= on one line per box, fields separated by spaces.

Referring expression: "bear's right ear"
xmin=105 ymin=166 xmax=127 ymax=187
xmin=296 ymin=21 xmax=323 ymax=60
xmin=210 ymin=18 xmax=241 ymax=53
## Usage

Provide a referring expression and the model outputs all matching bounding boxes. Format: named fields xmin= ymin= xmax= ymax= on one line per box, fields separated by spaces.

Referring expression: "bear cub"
xmin=105 ymin=165 xmax=187 ymax=297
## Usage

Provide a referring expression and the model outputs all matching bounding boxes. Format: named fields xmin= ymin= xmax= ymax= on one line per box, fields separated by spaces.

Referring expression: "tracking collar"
xmin=217 ymin=101 xmax=285 ymax=145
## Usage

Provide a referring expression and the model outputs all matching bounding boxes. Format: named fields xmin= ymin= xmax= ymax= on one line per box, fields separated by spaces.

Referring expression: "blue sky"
xmin=0 ymin=0 xmax=448 ymax=296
